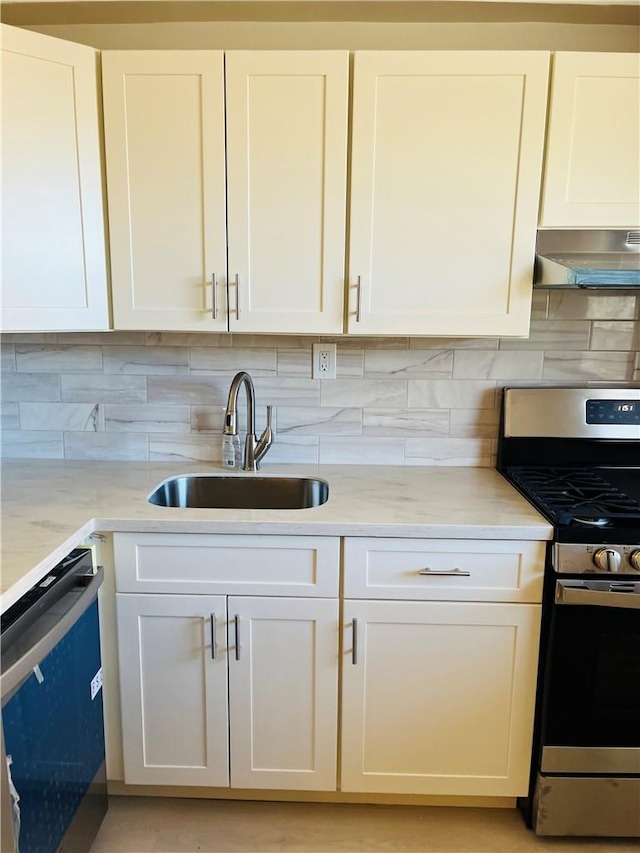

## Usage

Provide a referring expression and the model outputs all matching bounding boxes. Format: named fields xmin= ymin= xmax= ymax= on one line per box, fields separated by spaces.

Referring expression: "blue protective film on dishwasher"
xmin=2 ymin=600 xmax=105 ymax=853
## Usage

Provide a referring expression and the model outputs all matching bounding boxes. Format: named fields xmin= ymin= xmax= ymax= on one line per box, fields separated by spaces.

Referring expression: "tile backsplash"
xmin=2 ymin=291 xmax=639 ymax=466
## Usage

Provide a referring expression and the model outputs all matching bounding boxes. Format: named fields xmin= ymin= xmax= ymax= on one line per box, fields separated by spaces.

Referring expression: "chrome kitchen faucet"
xmin=223 ymin=371 xmax=273 ymax=471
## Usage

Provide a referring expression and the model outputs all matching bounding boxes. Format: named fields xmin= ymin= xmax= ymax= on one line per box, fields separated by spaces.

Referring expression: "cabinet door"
xmin=226 ymin=51 xmax=348 ymax=334
xmin=102 ymin=51 xmax=227 ymax=330
xmin=228 ymin=596 xmax=338 ymax=791
xmin=116 ymin=593 xmax=229 ymax=786
xmin=348 ymin=51 xmax=549 ymax=337
xmin=1 ymin=25 xmax=109 ymax=331
xmin=540 ymin=53 xmax=640 ymax=228
xmin=341 ymin=600 xmax=541 ymax=796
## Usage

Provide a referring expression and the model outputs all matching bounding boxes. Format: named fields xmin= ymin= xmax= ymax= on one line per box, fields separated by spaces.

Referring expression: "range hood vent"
xmin=534 ymin=230 xmax=640 ymax=288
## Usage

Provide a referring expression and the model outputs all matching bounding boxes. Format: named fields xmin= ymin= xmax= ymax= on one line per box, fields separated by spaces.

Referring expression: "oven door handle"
xmin=555 ymin=580 xmax=640 ymax=610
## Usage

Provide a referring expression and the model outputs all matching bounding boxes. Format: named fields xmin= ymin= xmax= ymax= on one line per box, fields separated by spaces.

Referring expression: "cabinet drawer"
xmin=343 ymin=538 xmax=545 ymax=603
xmin=114 ymin=533 xmax=339 ymax=596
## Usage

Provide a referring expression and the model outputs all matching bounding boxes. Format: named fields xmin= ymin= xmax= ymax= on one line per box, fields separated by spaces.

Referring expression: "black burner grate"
xmin=508 ymin=466 xmax=640 ymax=527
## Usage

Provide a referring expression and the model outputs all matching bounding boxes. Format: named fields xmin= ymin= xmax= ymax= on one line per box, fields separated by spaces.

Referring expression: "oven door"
xmin=540 ymin=580 xmax=640 ymax=775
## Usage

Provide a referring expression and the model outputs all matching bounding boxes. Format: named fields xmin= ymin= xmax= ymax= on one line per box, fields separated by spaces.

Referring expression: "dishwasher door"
xmin=1 ymin=552 xmax=107 ymax=853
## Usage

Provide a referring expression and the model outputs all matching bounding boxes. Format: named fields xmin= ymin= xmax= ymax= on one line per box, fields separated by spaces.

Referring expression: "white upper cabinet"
xmin=226 ymin=52 xmax=349 ymax=334
xmin=102 ymin=51 xmax=228 ymax=331
xmin=103 ymin=50 xmax=348 ymax=333
xmin=540 ymin=53 xmax=640 ymax=229
xmin=1 ymin=25 xmax=109 ymax=332
xmin=347 ymin=51 xmax=550 ymax=337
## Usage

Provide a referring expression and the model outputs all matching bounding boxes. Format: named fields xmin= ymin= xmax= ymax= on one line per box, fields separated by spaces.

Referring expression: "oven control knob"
xmin=629 ymin=551 xmax=640 ymax=572
xmin=593 ymin=548 xmax=622 ymax=573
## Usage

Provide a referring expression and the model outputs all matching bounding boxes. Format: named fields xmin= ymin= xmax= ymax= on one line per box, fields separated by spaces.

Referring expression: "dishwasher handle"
xmin=1 ymin=566 xmax=104 ymax=704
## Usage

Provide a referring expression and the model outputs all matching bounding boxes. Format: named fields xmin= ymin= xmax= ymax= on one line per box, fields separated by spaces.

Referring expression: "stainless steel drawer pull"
xmin=234 ymin=274 xmax=240 ymax=319
xmin=352 ymin=618 xmax=358 ymax=665
xmin=355 ymin=275 xmax=362 ymax=322
xmin=210 ymin=613 xmax=217 ymax=660
xmin=418 ymin=567 xmax=471 ymax=577
xmin=211 ymin=273 xmax=218 ymax=319
xmin=234 ymin=613 xmax=241 ymax=660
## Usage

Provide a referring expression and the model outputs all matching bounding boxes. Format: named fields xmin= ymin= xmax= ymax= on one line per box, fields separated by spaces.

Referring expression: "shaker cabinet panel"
xmin=228 ymin=596 xmax=339 ymax=790
xmin=540 ymin=52 xmax=640 ymax=228
xmin=341 ymin=600 xmax=541 ymax=796
xmin=347 ymin=51 xmax=549 ymax=337
xmin=116 ymin=593 xmax=230 ymax=787
xmin=1 ymin=25 xmax=109 ymax=332
xmin=102 ymin=51 xmax=228 ymax=331
xmin=226 ymin=51 xmax=349 ymax=334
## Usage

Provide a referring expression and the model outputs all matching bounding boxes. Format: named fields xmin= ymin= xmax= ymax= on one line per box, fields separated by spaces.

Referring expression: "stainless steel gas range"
xmin=497 ymin=386 xmax=640 ymax=838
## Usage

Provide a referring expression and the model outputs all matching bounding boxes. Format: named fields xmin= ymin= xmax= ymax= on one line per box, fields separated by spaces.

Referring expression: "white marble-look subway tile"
xmin=64 ymin=432 xmax=149 ymax=461
xmin=190 ymin=406 xmax=226 ymax=433
xmin=453 ymin=350 xmax=543 ymax=380
xmin=1 ymin=430 xmax=64 ymax=459
xmin=0 ymin=402 xmax=20 ymax=431
xmin=530 ymin=290 xmax=549 ymax=321
xmin=148 ymin=375 xmax=228 ymax=406
xmin=405 ymin=437 xmax=493 ymax=467
xmin=19 ymin=402 xmax=103 ymax=431
xmin=498 ymin=320 xmax=591 ymax=350
xmin=103 ymin=346 xmax=189 ymax=375
xmin=409 ymin=337 xmax=499 ymax=350
xmin=263 ymin=436 xmax=319 ymax=464
xmin=589 ymin=321 xmax=639 ymax=352
xmin=253 ymin=378 xmax=320 ymax=407
xmin=149 ymin=433 xmax=220 ymax=462
xmin=58 ymin=331 xmax=147 ymax=345
xmin=449 ymin=408 xmax=501 ymax=439
xmin=320 ymin=378 xmax=407 ymax=408
xmin=2 ymin=373 xmax=61 ymax=402
xmin=362 ymin=408 xmax=449 ymax=437
xmin=548 ymin=291 xmax=638 ymax=321
xmin=364 ymin=349 xmax=453 ymax=379
xmin=62 ymin=374 xmax=146 ymax=404
xmin=146 ymin=332 xmax=233 ymax=347
xmin=319 ymin=436 xmax=405 ymax=465
xmin=329 ymin=336 xmax=409 ymax=350
xmin=543 ymin=351 xmax=635 ymax=382
xmin=277 ymin=407 xmax=362 ymax=436
xmin=105 ymin=404 xmax=191 ymax=434
xmin=1 ymin=343 xmax=16 ymax=372
xmin=408 ymin=379 xmax=497 ymax=409
xmin=16 ymin=345 xmax=103 ymax=372
xmin=1 ymin=333 xmax=58 ymax=343
xmin=190 ymin=347 xmax=277 ymax=375
xmin=232 ymin=335 xmax=320 ymax=349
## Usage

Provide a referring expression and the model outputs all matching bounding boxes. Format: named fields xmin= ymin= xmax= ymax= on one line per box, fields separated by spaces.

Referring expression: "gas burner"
xmin=573 ymin=517 xmax=611 ymax=528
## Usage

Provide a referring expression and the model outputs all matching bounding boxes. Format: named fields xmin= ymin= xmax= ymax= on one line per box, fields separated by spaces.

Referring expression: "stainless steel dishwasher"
xmin=1 ymin=548 xmax=107 ymax=853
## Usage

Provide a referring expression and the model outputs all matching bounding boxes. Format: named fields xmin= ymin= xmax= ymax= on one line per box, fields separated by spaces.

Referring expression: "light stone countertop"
xmin=0 ymin=460 xmax=552 ymax=611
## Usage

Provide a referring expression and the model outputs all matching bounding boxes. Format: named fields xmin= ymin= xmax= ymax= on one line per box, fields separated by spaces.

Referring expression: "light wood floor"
xmin=91 ymin=797 xmax=638 ymax=853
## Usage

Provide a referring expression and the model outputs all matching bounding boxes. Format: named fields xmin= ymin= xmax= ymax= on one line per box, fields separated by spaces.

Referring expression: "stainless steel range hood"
xmin=535 ymin=230 xmax=640 ymax=288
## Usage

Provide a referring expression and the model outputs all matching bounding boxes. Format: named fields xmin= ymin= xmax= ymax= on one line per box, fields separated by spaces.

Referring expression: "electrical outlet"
xmin=312 ymin=343 xmax=337 ymax=379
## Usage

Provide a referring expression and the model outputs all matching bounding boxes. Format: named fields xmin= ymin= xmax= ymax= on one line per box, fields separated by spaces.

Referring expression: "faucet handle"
xmin=265 ymin=405 xmax=273 ymax=430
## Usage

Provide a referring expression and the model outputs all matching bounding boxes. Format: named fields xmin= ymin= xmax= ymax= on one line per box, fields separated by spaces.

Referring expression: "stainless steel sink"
xmin=148 ymin=475 xmax=329 ymax=510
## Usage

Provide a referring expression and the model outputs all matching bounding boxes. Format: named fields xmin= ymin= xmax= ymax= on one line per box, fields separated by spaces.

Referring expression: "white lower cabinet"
xmin=340 ymin=599 xmax=541 ymax=796
xmin=114 ymin=533 xmax=340 ymax=792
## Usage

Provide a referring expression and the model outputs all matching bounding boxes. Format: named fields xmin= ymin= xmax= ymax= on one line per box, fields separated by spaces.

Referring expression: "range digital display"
xmin=586 ymin=399 xmax=640 ymax=425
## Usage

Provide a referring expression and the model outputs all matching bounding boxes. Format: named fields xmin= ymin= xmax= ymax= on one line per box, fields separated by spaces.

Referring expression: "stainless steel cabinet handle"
xmin=352 ymin=618 xmax=358 ymax=665
xmin=210 ymin=613 xmax=217 ymax=660
xmin=234 ymin=274 xmax=240 ymax=320
xmin=355 ymin=275 xmax=362 ymax=322
xmin=234 ymin=613 xmax=240 ymax=660
xmin=418 ymin=567 xmax=471 ymax=577
xmin=211 ymin=273 xmax=218 ymax=320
